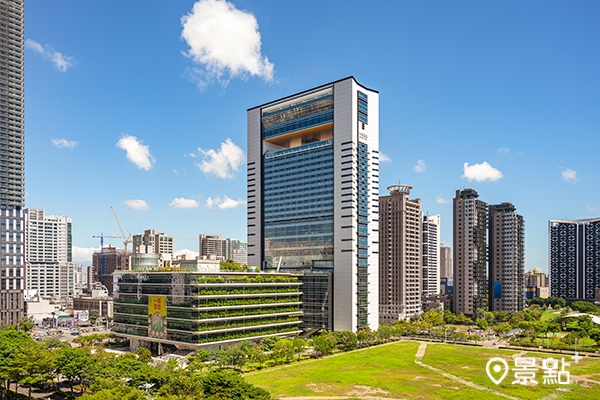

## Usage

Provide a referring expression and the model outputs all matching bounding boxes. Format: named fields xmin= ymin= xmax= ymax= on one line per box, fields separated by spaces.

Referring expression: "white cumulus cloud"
xmin=195 ymin=138 xmax=244 ymax=178
xmin=181 ymin=0 xmax=274 ymax=89
xmin=462 ymin=161 xmax=503 ymax=182
xmin=25 ymin=39 xmax=76 ymax=72
xmin=587 ymin=205 xmax=600 ymax=213
xmin=561 ymin=168 xmax=578 ymax=183
xmin=72 ymin=246 xmax=99 ymax=265
xmin=174 ymin=249 xmax=200 ymax=259
xmin=125 ymin=199 xmax=150 ymax=210
xmin=436 ymin=195 xmax=450 ymax=204
xmin=51 ymin=138 xmax=79 ymax=149
xmin=205 ymin=195 xmax=246 ymax=209
xmin=169 ymin=198 xmax=200 ymax=209
xmin=413 ymin=159 xmax=426 ymax=173
xmin=379 ymin=153 xmax=391 ymax=162
xmin=116 ymin=134 xmax=155 ymax=171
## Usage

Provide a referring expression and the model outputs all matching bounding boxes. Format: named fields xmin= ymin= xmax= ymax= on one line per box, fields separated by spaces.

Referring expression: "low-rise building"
xmin=112 ymin=271 xmax=303 ymax=351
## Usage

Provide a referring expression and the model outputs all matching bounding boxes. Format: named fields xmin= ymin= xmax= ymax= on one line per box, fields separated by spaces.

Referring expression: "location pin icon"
xmin=486 ymin=357 xmax=509 ymax=385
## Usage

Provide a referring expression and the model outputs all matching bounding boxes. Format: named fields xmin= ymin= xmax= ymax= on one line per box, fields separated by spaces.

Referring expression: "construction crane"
xmin=92 ymin=233 xmax=123 ymax=278
xmin=110 ymin=206 xmax=132 ymax=254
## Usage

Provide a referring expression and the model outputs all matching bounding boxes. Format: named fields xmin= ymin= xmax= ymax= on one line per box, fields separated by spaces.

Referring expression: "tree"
xmin=16 ymin=316 xmax=35 ymax=333
xmin=337 ymin=330 xmax=358 ymax=351
xmin=11 ymin=341 xmax=55 ymax=399
xmin=492 ymin=322 xmax=512 ymax=337
xmin=451 ymin=328 xmax=468 ymax=342
xmin=201 ymin=370 xmax=271 ymax=400
xmin=155 ymin=373 xmax=204 ymax=399
xmin=550 ymin=296 xmax=567 ymax=308
xmin=357 ymin=327 xmax=376 ymax=347
xmin=219 ymin=260 xmax=247 ymax=272
xmin=89 ymin=310 xmax=101 ymax=324
xmin=270 ymin=339 xmax=293 ymax=364
xmin=476 ymin=319 xmax=488 ymax=331
xmin=292 ymin=337 xmax=307 ymax=360
xmin=55 ymin=346 xmax=96 ymax=393
xmin=455 ymin=313 xmax=473 ymax=325
xmin=571 ymin=301 xmax=599 ymax=314
xmin=0 ymin=326 xmax=33 ymax=395
xmin=588 ymin=328 xmax=600 ymax=346
xmin=493 ymin=310 xmax=510 ymax=323
xmin=523 ymin=306 xmax=542 ymax=321
xmin=576 ymin=315 xmax=595 ymax=335
xmin=483 ymin=311 xmax=496 ymax=323
xmin=247 ymin=346 xmax=268 ymax=366
xmin=135 ymin=348 xmax=153 ymax=364
xmin=422 ymin=310 xmax=445 ymax=326
xmin=260 ymin=336 xmax=280 ymax=351
xmin=312 ymin=334 xmax=336 ymax=357
xmin=443 ymin=310 xmax=457 ymax=324
xmin=216 ymin=343 xmax=249 ymax=370
xmin=509 ymin=311 xmax=525 ymax=326
xmin=376 ymin=325 xmax=393 ymax=343
xmin=475 ymin=308 xmax=486 ymax=321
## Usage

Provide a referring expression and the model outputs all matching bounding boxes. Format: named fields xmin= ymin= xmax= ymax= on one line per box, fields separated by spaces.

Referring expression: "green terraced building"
xmin=112 ymin=271 xmax=303 ymax=351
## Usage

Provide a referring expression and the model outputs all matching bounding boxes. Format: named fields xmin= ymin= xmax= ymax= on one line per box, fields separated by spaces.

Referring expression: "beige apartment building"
xmin=489 ymin=202 xmax=525 ymax=312
xmin=132 ymin=229 xmax=174 ymax=255
xmin=198 ymin=234 xmax=223 ymax=260
xmin=439 ymin=244 xmax=452 ymax=279
xmin=379 ymin=182 xmax=422 ymax=323
xmin=453 ymin=188 xmax=488 ymax=316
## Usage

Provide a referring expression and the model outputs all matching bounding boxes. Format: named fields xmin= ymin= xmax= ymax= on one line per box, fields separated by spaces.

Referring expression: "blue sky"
xmin=25 ymin=0 xmax=600 ymax=270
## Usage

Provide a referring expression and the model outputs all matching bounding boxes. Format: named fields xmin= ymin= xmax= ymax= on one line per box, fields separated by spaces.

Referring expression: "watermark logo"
xmin=486 ymin=357 xmax=509 ymax=384
xmin=487 ymin=355 xmax=577 ymax=386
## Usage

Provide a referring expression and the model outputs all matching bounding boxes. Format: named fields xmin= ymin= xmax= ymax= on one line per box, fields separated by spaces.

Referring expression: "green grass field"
xmin=541 ymin=309 xmax=562 ymax=322
xmin=245 ymin=341 xmax=600 ymax=399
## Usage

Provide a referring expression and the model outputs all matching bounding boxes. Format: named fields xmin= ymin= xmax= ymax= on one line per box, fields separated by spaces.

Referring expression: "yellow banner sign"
xmin=148 ymin=295 xmax=167 ymax=339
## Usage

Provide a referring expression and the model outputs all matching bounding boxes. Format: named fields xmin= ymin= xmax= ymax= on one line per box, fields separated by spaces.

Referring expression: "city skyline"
xmin=24 ymin=1 xmax=600 ymax=271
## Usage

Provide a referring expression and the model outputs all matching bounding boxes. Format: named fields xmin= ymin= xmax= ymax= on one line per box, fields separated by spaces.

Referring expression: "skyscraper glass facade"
xmin=0 ymin=0 xmax=24 ymax=324
xmin=248 ymin=77 xmax=380 ymax=332
xmin=263 ymin=140 xmax=334 ymax=270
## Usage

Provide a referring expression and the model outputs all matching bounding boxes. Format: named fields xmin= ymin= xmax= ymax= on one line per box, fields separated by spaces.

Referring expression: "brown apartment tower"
xmin=0 ymin=0 xmax=24 ymax=324
xmin=379 ymin=182 xmax=422 ymax=323
xmin=489 ymin=202 xmax=525 ymax=312
xmin=453 ymin=188 xmax=487 ymax=316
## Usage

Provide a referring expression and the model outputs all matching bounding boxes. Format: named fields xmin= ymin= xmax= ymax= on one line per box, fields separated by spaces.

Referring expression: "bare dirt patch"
xmin=345 ymin=385 xmax=390 ymax=397
xmin=306 ymin=383 xmax=335 ymax=393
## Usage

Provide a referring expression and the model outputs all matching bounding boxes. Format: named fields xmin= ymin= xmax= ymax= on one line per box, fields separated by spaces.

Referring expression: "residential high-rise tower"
xmin=453 ymin=188 xmax=487 ymax=316
xmin=379 ymin=183 xmax=422 ymax=322
xmin=488 ymin=202 xmax=525 ymax=312
xmin=0 ymin=0 xmax=24 ymax=324
xmin=422 ymin=214 xmax=441 ymax=296
xmin=198 ymin=234 xmax=223 ymax=260
xmin=24 ymin=209 xmax=74 ymax=300
xmin=439 ymin=244 xmax=452 ymax=279
xmin=222 ymin=238 xmax=248 ymax=264
xmin=247 ymin=77 xmax=380 ymax=332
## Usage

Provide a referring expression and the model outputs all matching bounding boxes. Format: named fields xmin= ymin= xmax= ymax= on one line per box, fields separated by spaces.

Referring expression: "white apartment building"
xmin=422 ymin=214 xmax=441 ymax=296
xmin=24 ymin=208 xmax=74 ymax=300
xmin=222 ymin=238 xmax=248 ymax=264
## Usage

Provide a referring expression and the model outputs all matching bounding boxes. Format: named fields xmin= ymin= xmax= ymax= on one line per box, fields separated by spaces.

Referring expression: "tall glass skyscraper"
xmin=549 ymin=218 xmax=600 ymax=300
xmin=0 ymin=0 xmax=24 ymax=324
xmin=247 ymin=77 xmax=379 ymax=332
